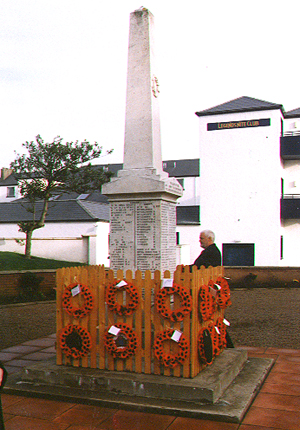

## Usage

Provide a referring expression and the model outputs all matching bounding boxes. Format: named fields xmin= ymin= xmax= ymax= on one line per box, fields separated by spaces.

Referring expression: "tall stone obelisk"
xmin=102 ymin=7 xmax=182 ymax=273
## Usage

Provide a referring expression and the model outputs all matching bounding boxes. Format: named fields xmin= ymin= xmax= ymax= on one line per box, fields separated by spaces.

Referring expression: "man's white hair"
xmin=201 ymin=230 xmax=215 ymax=242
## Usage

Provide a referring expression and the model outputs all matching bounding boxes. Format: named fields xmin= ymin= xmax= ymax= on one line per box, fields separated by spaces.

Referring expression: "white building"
xmin=0 ymin=191 xmax=110 ymax=266
xmin=0 ymin=168 xmax=20 ymax=201
xmin=196 ymin=96 xmax=300 ymax=266
xmin=279 ymin=107 xmax=300 ymax=265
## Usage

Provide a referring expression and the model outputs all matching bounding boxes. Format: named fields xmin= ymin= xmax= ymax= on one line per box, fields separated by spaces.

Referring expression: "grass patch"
xmin=0 ymin=251 xmax=84 ymax=271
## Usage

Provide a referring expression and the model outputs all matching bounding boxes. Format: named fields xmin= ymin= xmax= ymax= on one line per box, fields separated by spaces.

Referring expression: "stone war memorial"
xmin=11 ymin=8 xmax=274 ymax=423
xmin=102 ymin=7 xmax=183 ymax=275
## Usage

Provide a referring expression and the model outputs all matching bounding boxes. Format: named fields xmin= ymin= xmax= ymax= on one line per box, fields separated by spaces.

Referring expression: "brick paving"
xmin=0 ymin=335 xmax=299 ymax=429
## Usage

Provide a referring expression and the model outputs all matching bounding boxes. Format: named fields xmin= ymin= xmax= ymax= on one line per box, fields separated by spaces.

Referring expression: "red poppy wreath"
xmin=62 ymin=283 xmax=94 ymax=319
xmin=155 ymin=283 xmax=192 ymax=322
xmin=106 ymin=282 xmax=140 ymax=316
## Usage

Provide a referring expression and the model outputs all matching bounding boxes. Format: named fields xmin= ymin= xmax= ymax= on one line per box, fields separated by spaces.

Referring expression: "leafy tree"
xmin=10 ymin=134 xmax=113 ymax=258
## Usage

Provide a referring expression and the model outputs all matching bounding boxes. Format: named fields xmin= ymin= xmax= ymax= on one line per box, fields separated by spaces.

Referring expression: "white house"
xmin=0 ymin=192 xmax=110 ymax=265
xmin=0 ymin=168 xmax=20 ymax=201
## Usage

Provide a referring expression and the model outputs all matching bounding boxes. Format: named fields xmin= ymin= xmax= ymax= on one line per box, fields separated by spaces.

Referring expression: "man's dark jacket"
xmin=192 ymin=243 xmax=221 ymax=269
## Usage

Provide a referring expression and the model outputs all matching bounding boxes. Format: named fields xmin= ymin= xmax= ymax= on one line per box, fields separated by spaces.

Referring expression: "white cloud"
xmin=0 ymin=0 xmax=299 ymax=167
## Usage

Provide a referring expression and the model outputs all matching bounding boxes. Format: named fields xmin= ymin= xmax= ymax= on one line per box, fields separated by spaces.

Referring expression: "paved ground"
xmin=1 ymin=335 xmax=300 ymax=429
xmin=0 ymin=301 xmax=56 ymax=350
xmin=0 ymin=288 xmax=299 ymax=428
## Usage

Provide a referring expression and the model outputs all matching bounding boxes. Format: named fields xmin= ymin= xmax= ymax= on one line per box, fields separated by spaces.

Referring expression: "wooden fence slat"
xmin=182 ymin=266 xmax=192 ymax=378
xmin=144 ymin=270 xmax=153 ymax=374
xmin=134 ymin=270 xmax=143 ymax=373
xmin=63 ymin=267 xmax=72 ymax=366
xmin=173 ymin=268 xmax=182 ymax=377
xmin=98 ymin=265 xmax=106 ymax=369
xmin=115 ymin=269 xmax=124 ymax=372
xmin=190 ymin=266 xmax=198 ymax=377
xmin=80 ymin=267 xmax=89 ymax=368
xmin=124 ymin=269 xmax=134 ymax=372
xmin=162 ymin=270 xmax=171 ymax=377
xmin=55 ymin=268 xmax=64 ymax=365
xmin=89 ymin=266 xmax=98 ymax=368
xmin=153 ymin=270 xmax=162 ymax=375
xmin=105 ymin=269 xmax=115 ymax=370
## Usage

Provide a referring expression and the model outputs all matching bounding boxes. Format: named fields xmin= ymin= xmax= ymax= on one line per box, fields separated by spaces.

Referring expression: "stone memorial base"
xmin=5 ymin=349 xmax=273 ymax=423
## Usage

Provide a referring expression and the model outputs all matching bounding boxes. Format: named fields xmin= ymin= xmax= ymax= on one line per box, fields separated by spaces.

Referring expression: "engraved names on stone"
xmin=109 ymin=200 xmax=177 ymax=273
xmin=110 ymin=202 xmax=135 ymax=270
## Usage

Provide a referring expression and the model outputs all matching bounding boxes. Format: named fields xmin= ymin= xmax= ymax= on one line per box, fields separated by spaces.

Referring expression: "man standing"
xmin=191 ymin=230 xmax=234 ymax=347
xmin=191 ymin=230 xmax=221 ymax=269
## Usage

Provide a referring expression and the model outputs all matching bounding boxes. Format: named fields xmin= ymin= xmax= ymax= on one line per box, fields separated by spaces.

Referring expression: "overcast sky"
xmin=0 ymin=0 xmax=299 ymax=168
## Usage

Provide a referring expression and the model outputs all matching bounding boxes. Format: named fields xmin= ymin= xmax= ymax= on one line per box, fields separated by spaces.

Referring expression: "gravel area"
xmin=0 ymin=301 xmax=56 ymax=350
xmin=0 ymin=288 xmax=299 ymax=350
xmin=226 ymin=288 xmax=300 ymax=349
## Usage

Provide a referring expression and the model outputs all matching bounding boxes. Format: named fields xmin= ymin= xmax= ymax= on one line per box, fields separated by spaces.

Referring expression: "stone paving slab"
xmin=4 ymin=354 xmax=274 ymax=423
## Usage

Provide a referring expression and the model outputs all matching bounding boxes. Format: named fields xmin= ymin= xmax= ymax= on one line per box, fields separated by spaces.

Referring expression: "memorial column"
xmin=102 ymin=7 xmax=182 ymax=273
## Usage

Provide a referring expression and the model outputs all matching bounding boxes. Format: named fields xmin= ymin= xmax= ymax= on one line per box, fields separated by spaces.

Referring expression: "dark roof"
xmin=0 ymin=174 xmax=18 ymax=186
xmin=49 ymin=191 xmax=108 ymax=204
xmin=195 ymin=96 xmax=284 ymax=117
xmin=285 ymin=108 xmax=300 ymax=118
xmin=78 ymin=200 xmax=109 ymax=220
xmin=0 ymin=198 xmax=109 ymax=223
xmin=0 ymin=159 xmax=199 ymax=188
xmin=96 ymin=159 xmax=200 ymax=178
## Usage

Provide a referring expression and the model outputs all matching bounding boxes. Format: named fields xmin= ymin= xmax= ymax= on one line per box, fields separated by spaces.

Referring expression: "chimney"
xmin=1 ymin=168 xmax=13 ymax=180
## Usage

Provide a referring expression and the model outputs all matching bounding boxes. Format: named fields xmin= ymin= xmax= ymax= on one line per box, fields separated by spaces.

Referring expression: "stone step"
xmin=20 ymin=349 xmax=247 ymax=404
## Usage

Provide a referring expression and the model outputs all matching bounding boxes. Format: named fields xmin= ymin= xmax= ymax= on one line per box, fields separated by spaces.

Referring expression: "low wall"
xmin=224 ymin=266 xmax=300 ymax=288
xmin=1 ymin=267 xmax=300 ymax=298
xmin=0 ymin=270 xmax=56 ymax=298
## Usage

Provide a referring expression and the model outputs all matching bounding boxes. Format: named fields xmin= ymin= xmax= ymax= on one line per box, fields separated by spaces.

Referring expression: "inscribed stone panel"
xmin=109 ymin=202 xmax=135 ymax=271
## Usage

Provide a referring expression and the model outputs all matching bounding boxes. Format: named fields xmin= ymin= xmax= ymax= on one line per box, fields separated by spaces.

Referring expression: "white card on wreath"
xmin=171 ymin=330 xmax=182 ymax=342
xmin=108 ymin=325 xmax=121 ymax=336
xmin=116 ymin=280 xmax=127 ymax=288
xmin=71 ymin=284 xmax=81 ymax=296
xmin=161 ymin=279 xmax=173 ymax=288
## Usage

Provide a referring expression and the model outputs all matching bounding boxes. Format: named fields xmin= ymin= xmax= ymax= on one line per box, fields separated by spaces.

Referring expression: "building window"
xmin=280 ymin=236 xmax=283 ymax=260
xmin=176 ymin=206 xmax=200 ymax=225
xmin=7 ymin=187 xmax=15 ymax=198
xmin=222 ymin=243 xmax=255 ymax=266
xmin=176 ymin=232 xmax=180 ymax=245
xmin=177 ymin=178 xmax=184 ymax=190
